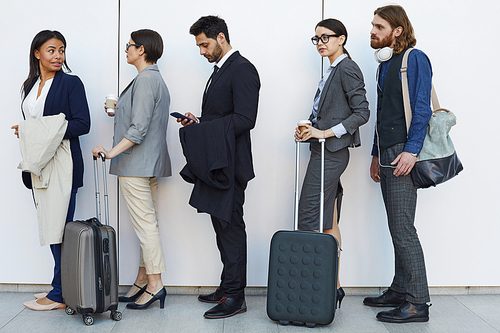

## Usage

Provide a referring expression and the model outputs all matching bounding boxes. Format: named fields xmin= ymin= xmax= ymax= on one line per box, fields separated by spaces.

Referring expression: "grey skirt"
xmin=298 ymin=144 xmax=349 ymax=231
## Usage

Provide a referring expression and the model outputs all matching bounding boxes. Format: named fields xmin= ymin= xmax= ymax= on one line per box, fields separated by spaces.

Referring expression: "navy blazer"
xmin=23 ymin=70 xmax=91 ymax=189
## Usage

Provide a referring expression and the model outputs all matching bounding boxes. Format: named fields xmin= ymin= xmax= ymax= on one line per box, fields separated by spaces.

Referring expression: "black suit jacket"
xmin=201 ymin=51 xmax=260 ymax=184
xmin=181 ymin=51 xmax=260 ymax=223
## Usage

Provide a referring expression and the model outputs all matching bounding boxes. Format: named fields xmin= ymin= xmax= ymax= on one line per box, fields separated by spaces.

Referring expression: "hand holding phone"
xmin=170 ymin=112 xmax=196 ymax=125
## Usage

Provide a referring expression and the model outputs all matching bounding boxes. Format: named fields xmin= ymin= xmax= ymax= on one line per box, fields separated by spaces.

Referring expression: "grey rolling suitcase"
xmin=267 ymin=139 xmax=339 ymax=327
xmin=61 ymin=154 xmax=121 ymax=326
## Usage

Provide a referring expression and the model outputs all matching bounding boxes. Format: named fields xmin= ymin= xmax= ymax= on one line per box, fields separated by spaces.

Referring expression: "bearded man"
xmin=363 ymin=5 xmax=432 ymax=323
xmin=178 ymin=15 xmax=260 ymax=319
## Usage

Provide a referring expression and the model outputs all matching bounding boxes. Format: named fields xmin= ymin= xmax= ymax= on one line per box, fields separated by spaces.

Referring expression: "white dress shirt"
xmin=22 ymin=78 xmax=53 ymax=119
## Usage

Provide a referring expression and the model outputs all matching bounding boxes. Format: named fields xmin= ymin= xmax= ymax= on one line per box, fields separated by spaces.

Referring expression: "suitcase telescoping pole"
xmin=101 ymin=154 xmax=109 ymax=227
xmin=294 ymin=140 xmax=300 ymax=231
xmin=93 ymin=155 xmax=101 ymax=222
xmin=319 ymin=138 xmax=325 ymax=233
xmin=294 ymin=138 xmax=326 ymax=233
xmin=93 ymin=153 xmax=109 ymax=226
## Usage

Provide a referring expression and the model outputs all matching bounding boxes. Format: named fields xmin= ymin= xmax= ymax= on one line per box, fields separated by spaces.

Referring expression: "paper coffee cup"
xmin=105 ymin=94 xmax=118 ymax=114
xmin=297 ymin=120 xmax=311 ymax=134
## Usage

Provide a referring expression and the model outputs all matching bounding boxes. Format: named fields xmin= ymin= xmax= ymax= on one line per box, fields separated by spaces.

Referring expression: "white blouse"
xmin=22 ymin=77 xmax=53 ymax=119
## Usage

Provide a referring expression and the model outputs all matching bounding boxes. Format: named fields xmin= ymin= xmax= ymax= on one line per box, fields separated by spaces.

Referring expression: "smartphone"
xmin=170 ymin=112 xmax=194 ymax=123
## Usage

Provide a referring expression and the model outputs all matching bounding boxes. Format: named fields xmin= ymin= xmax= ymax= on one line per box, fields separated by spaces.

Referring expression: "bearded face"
xmin=370 ymin=14 xmax=398 ymax=50
xmin=370 ymin=33 xmax=394 ymax=49
xmin=206 ymin=41 xmax=223 ymax=63
xmin=195 ymin=32 xmax=224 ymax=64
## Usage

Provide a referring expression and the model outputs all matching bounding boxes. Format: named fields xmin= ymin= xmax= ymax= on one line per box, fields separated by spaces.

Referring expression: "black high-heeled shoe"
xmin=337 ymin=287 xmax=345 ymax=309
xmin=127 ymin=287 xmax=167 ymax=310
xmin=118 ymin=283 xmax=148 ymax=302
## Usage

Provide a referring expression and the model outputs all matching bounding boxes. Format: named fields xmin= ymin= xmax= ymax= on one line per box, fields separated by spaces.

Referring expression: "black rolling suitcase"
xmin=61 ymin=154 xmax=121 ymax=326
xmin=267 ymin=139 xmax=339 ymax=327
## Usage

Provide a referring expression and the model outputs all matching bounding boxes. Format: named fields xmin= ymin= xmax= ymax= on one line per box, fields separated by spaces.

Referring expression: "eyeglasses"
xmin=126 ymin=42 xmax=142 ymax=51
xmin=311 ymin=34 xmax=340 ymax=45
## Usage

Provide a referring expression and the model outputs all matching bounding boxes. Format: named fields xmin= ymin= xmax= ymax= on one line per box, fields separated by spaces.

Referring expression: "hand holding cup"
xmin=105 ymin=94 xmax=118 ymax=116
xmin=295 ymin=120 xmax=311 ymax=141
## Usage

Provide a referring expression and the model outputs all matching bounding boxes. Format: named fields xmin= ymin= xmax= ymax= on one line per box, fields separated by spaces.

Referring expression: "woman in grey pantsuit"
xmin=93 ymin=29 xmax=171 ymax=310
xmin=295 ymin=19 xmax=370 ymax=306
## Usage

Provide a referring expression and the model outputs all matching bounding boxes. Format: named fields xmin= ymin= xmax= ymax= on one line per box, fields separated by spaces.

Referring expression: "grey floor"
xmin=1 ymin=292 xmax=499 ymax=333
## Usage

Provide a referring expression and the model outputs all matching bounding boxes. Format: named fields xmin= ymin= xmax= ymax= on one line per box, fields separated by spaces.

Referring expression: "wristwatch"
xmin=410 ymin=153 xmax=418 ymax=157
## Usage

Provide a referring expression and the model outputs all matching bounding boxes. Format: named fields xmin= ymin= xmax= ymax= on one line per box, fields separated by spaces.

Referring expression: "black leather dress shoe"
xmin=376 ymin=301 xmax=429 ymax=323
xmin=363 ymin=289 xmax=406 ymax=307
xmin=203 ymin=297 xmax=247 ymax=319
xmin=198 ymin=287 xmax=224 ymax=303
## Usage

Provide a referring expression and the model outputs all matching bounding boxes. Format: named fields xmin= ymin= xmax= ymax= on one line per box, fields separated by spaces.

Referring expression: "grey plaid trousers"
xmin=380 ymin=143 xmax=430 ymax=304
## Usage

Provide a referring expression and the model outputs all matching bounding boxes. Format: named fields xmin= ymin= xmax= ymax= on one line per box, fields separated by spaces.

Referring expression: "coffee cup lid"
xmin=298 ymin=120 xmax=311 ymax=125
xmin=106 ymin=94 xmax=118 ymax=100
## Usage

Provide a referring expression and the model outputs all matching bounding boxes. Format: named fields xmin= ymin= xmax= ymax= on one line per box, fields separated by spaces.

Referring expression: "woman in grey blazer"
xmin=295 ymin=19 xmax=370 ymax=306
xmin=93 ymin=29 xmax=171 ymax=310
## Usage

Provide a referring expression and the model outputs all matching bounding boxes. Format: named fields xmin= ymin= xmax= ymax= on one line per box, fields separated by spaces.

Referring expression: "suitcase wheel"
xmin=279 ymin=320 xmax=289 ymax=326
xmin=111 ymin=310 xmax=122 ymax=321
xmin=65 ymin=306 xmax=75 ymax=315
xmin=306 ymin=323 xmax=317 ymax=328
xmin=83 ymin=315 xmax=94 ymax=326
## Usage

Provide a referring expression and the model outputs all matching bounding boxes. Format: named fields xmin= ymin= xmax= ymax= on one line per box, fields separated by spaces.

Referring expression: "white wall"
xmin=1 ymin=0 xmax=499 ymax=288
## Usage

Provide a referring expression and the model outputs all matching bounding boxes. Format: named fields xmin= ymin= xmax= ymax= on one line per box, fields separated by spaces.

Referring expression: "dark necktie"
xmin=204 ymin=65 xmax=219 ymax=94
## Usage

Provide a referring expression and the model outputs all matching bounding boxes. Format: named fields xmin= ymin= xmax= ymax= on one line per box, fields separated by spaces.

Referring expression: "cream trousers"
xmin=119 ymin=176 xmax=166 ymax=274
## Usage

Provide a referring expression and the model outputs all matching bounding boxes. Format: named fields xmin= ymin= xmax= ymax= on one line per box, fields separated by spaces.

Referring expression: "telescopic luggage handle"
xmin=294 ymin=138 xmax=325 ymax=233
xmin=93 ymin=153 xmax=109 ymax=226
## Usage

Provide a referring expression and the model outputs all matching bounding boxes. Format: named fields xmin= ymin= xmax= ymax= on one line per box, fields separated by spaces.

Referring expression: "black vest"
xmin=377 ymin=49 xmax=408 ymax=150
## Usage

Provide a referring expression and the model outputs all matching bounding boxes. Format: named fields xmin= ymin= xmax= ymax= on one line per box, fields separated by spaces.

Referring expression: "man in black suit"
xmin=179 ymin=15 xmax=260 ymax=319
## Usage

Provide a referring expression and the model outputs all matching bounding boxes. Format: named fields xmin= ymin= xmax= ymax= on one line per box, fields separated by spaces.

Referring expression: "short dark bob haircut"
xmin=189 ymin=15 xmax=230 ymax=44
xmin=131 ymin=29 xmax=163 ymax=64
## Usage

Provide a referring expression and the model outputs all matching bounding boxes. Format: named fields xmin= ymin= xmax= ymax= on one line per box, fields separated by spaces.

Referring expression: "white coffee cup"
xmin=105 ymin=94 xmax=119 ymax=115
xmin=297 ymin=120 xmax=311 ymax=134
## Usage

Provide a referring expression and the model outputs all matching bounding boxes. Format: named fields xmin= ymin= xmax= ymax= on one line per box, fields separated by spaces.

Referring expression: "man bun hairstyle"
xmin=131 ymin=29 xmax=163 ymax=63
xmin=189 ymin=15 xmax=230 ymax=44
xmin=374 ymin=5 xmax=416 ymax=54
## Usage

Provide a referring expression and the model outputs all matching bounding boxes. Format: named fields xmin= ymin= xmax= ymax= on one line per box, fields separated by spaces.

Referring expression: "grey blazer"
xmin=109 ymin=64 xmax=172 ymax=177
xmin=311 ymin=57 xmax=370 ymax=153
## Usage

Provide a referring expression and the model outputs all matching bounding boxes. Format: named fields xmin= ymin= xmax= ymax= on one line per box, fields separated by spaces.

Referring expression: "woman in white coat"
xmin=13 ymin=30 xmax=90 ymax=311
